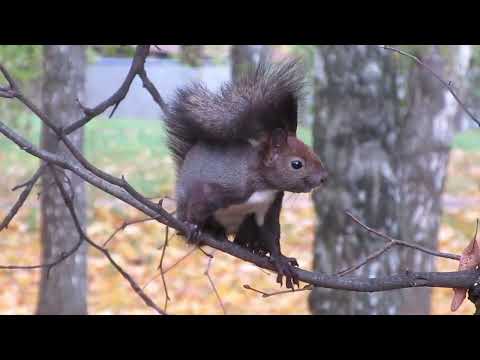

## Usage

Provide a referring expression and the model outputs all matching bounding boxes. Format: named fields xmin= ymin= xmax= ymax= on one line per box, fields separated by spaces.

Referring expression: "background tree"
xmin=36 ymin=45 xmax=88 ymax=315
xmin=0 ymin=46 xmax=42 ymax=139
xmin=308 ymin=45 xmax=473 ymax=315
xmin=179 ymin=45 xmax=205 ymax=67
xmin=230 ymin=45 xmax=255 ymax=81
xmin=1 ymin=45 xmax=479 ymax=315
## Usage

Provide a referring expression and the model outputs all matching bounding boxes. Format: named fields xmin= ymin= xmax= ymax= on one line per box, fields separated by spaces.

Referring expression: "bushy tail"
xmin=163 ymin=58 xmax=306 ymax=171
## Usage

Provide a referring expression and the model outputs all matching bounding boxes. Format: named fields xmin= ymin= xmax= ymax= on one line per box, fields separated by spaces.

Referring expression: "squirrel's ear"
xmin=264 ymin=128 xmax=287 ymax=167
xmin=270 ymin=128 xmax=288 ymax=149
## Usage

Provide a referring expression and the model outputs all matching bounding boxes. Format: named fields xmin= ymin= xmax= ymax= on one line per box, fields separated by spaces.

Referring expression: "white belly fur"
xmin=213 ymin=190 xmax=278 ymax=234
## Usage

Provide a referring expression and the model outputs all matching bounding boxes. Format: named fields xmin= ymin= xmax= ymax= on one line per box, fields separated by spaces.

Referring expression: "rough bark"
xmin=309 ymin=45 xmax=472 ymax=315
xmin=230 ymin=45 xmax=255 ymax=81
xmin=36 ymin=45 xmax=88 ymax=315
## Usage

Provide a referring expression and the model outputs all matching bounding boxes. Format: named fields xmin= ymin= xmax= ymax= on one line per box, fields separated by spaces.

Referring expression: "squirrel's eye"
xmin=291 ymin=160 xmax=303 ymax=170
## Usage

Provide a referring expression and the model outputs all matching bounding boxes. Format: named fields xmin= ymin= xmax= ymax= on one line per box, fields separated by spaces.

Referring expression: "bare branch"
xmin=382 ymin=45 xmax=480 ymax=127
xmin=142 ymin=242 xmax=198 ymax=292
xmin=65 ymin=45 xmax=167 ymax=133
xmin=2 ymin=119 xmax=478 ymax=294
xmin=2 ymin=45 xmax=480 ymax=314
xmin=346 ymin=210 xmax=460 ymax=261
xmin=0 ymin=88 xmax=16 ymax=98
xmin=0 ymin=165 xmax=45 ymax=232
xmin=204 ymin=251 xmax=227 ymax=314
xmin=0 ymin=63 xmax=20 ymax=91
xmin=50 ymin=165 xmax=167 ymax=315
xmin=0 ymin=237 xmax=83 ymax=271
xmin=337 ymin=242 xmax=396 ymax=277
xmin=63 ymin=45 xmax=152 ymax=134
xmin=75 ymin=97 xmax=95 ymax=116
xmin=138 ymin=68 xmax=167 ymax=112
xmin=162 ymin=246 xmax=199 ymax=274
xmin=159 ymin=225 xmax=171 ymax=312
xmin=0 ymin=169 xmax=83 ymax=272
xmin=243 ymin=284 xmax=314 ymax=298
xmin=103 ymin=214 xmax=164 ymax=247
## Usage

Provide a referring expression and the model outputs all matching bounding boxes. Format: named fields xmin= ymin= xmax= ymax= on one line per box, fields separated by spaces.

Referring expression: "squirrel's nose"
xmin=308 ymin=171 xmax=328 ymax=188
xmin=319 ymin=171 xmax=328 ymax=185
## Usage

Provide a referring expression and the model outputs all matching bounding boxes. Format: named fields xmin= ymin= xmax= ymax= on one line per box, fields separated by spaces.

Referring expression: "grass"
xmin=1 ymin=115 xmax=476 ymax=196
xmin=453 ymin=128 xmax=480 ymax=152
xmin=0 ymin=115 xmax=169 ymax=160
xmin=0 ymin=115 xmax=315 ymax=195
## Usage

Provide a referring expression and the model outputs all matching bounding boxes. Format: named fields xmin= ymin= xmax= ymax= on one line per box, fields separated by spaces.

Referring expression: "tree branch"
xmin=103 ymin=214 xmax=164 ymax=247
xmin=50 ymin=165 xmax=167 ymax=315
xmin=346 ymin=210 xmax=460 ymax=261
xmin=203 ymin=251 xmax=227 ymax=314
xmin=1 ymin=104 xmax=478 ymax=295
xmin=243 ymin=284 xmax=313 ymax=298
xmin=1 ymin=45 xmax=479 ymax=315
xmin=65 ymin=46 xmax=156 ymax=133
xmin=0 ymin=165 xmax=46 ymax=232
xmin=382 ymin=45 xmax=480 ymax=127
xmin=337 ymin=242 xmax=396 ymax=277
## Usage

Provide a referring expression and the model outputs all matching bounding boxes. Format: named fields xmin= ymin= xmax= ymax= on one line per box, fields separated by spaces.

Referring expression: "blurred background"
xmin=0 ymin=45 xmax=479 ymax=314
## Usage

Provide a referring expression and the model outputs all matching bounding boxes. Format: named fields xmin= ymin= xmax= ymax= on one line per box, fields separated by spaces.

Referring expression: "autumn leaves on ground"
xmin=0 ymin=117 xmax=478 ymax=314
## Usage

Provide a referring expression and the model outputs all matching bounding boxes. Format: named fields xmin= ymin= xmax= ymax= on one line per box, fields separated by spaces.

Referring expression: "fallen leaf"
xmin=451 ymin=221 xmax=480 ymax=312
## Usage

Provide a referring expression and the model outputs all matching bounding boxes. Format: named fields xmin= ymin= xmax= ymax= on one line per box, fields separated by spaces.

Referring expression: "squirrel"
xmin=163 ymin=58 xmax=328 ymax=289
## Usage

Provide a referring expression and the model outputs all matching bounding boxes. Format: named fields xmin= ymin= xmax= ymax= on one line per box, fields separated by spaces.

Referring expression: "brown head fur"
xmin=260 ymin=128 xmax=327 ymax=193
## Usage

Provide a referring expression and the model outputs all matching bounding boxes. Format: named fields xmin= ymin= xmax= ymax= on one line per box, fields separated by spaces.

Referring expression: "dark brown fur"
xmin=164 ymin=58 xmax=305 ymax=172
xmin=163 ymin=59 xmax=327 ymax=289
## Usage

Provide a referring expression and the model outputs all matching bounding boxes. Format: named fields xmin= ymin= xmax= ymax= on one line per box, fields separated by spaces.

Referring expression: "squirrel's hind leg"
xmin=179 ymin=182 xmax=232 ymax=245
xmin=204 ymin=218 xmax=228 ymax=242
xmin=234 ymin=214 xmax=268 ymax=256
xmin=185 ymin=219 xmax=228 ymax=245
xmin=234 ymin=193 xmax=300 ymax=289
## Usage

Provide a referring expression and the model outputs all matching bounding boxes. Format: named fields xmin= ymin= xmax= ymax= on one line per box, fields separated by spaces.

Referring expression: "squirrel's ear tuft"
xmin=270 ymin=128 xmax=288 ymax=149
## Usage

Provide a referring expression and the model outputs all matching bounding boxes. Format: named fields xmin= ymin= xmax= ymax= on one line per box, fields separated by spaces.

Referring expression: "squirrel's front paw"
xmin=184 ymin=222 xmax=203 ymax=245
xmin=270 ymin=254 xmax=300 ymax=290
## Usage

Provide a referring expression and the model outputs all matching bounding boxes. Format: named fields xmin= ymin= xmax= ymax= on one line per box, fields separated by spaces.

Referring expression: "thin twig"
xmin=0 ymin=237 xmax=83 ymax=271
xmin=163 ymin=246 xmax=199 ymax=274
xmin=75 ymin=97 xmax=95 ymax=116
xmin=3 ymin=48 xmax=171 ymax=226
xmin=2 ymin=119 xmax=478 ymax=294
xmin=0 ymin=63 xmax=19 ymax=91
xmin=138 ymin=69 xmax=167 ymax=111
xmin=103 ymin=215 xmax=164 ymax=247
xmin=142 ymin=244 xmax=198 ymax=291
xmin=159 ymin=225 xmax=171 ymax=312
xmin=63 ymin=46 xmax=152 ymax=134
xmin=1 ymin=165 xmax=45 ymax=232
xmin=243 ymin=284 xmax=313 ymax=298
xmin=203 ymin=250 xmax=227 ymax=314
xmin=0 ymin=169 xmax=83 ymax=271
xmin=11 ymin=168 xmax=44 ymax=191
xmin=51 ymin=165 xmax=166 ymax=315
xmin=346 ymin=210 xmax=460 ymax=261
xmin=382 ymin=45 xmax=480 ymax=127
xmin=337 ymin=242 xmax=396 ymax=277
xmin=2 ymin=46 xmax=480 ymax=308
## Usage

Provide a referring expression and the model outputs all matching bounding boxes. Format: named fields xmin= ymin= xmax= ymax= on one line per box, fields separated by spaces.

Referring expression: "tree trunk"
xmin=230 ymin=45 xmax=255 ymax=81
xmin=36 ymin=45 xmax=88 ymax=315
xmin=308 ymin=45 xmax=471 ymax=315
xmin=179 ymin=45 xmax=204 ymax=67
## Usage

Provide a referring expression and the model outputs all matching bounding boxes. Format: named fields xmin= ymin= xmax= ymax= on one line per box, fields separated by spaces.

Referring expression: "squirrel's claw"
xmin=285 ymin=256 xmax=299 ymax=268
xmin=185 ymin=223 xmax=203 ymax=245
xmin=270 ymin=255 xmax=300 ymax=290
